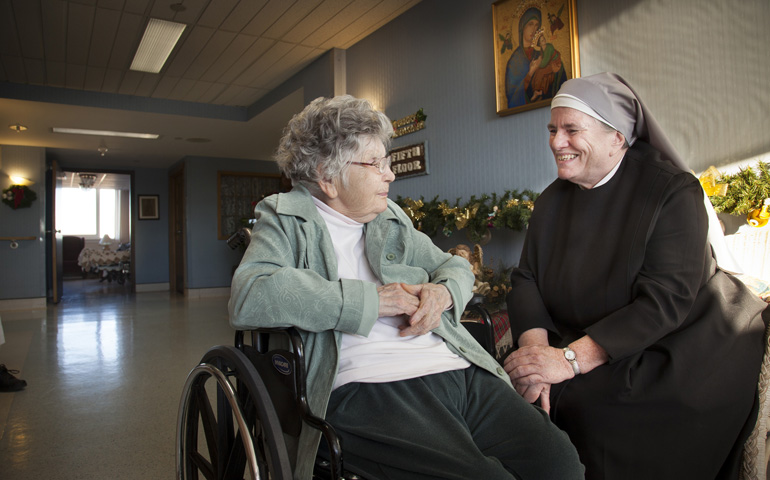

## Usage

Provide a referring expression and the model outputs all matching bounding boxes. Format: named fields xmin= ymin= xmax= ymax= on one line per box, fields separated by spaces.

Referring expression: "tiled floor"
xmin=0 ymin=279 xmax=235 ymax=479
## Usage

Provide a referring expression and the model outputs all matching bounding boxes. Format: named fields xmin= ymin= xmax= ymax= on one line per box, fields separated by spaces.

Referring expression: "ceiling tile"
xmin=232 ymin=40 xmax=293 ymax=87
xmin=89 ymin=8 xmax=122 ymax=67
xmin=24 ymin=58 xmax=47 ymax=85
xmin=2 ymin=55 xmax=26 ymax=83
xmin=46 ymin=60 xmax=67 ymax=87
xmin=199 ymin=33 xmax=256 ymax=83
xmin=164 ymin=25 xmax=215 ymax=77
xmin=101 ymin=67 xmax=124 ymax=92
xmin=84 ymin=65 xmax=106 ymax=90
xmin=134 ymin=72 xmax=161 ymax=96
xmin=66 ymin=2 xmax=95 ymax=65
xmin=168 ymin=77 xmax=197 ymax=101
xmin=65 ymin=63 xmax=87 ymax=89
xmin=123 ymin=0 xmax=151 ymax=15
xmin=14 ymin=0 xmax=45 ymax=58
xmin=107 ymin=12 xmax=143 ymax=70
xmin=220 ymin=0 xmax=270 ymax=33
xmin=262 ymin=0 xmax=322 ymax=40
xmin=215 ymin=36 xmax=273 ymax=84
xmin=117 ymin=69 xmax=144 ymax=95
xmin=197 ymin=81 xmax=228 ymax=103
xmin=282 ymin=0 xmax=349 ymax=45
xmin=183 ymin=30 xmax=237 ymax=80
xmin=198 ymin=0 xmax=240 ymax=28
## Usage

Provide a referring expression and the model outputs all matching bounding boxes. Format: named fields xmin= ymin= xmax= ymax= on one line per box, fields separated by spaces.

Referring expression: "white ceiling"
xmin=0 ymin=0 xmax=421 ymax=169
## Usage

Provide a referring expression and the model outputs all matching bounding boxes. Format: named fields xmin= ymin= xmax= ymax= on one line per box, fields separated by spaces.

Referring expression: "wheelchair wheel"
xmin=177 ymin=345 xmax=292 ymax=479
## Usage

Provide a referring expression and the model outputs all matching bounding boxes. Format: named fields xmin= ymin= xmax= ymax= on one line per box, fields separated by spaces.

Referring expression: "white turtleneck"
xmin=311 ymin=196 xmax=469 ymax=390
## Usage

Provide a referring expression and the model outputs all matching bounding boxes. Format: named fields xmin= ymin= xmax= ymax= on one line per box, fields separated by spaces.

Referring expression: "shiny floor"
xmin=0 ymin=278 xmax=235 ymax=479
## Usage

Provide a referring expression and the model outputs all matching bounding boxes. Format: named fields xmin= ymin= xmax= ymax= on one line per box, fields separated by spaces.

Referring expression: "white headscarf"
xmin=551 ymin=72 xmax=741 ymax=273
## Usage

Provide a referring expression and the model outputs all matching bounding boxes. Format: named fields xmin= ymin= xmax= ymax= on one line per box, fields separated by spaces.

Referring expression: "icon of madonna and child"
xmin=503 ymin=5 xmax=568 ymax=109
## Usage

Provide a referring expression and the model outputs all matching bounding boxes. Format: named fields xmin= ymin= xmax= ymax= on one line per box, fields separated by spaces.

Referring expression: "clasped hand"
xmin=503 ymin=345 xmax=575 ymax=414
xmin=377 ymin=282 xmax=451 ymax=337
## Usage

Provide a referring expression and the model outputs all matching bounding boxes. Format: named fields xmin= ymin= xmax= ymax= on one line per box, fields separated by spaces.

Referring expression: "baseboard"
xmin=135 ymin=283 xmax=170 ymax=293
xmin=0 ymin=297 xmax=47 ymax=312
xmin=185 ymin=287 xmax=231 ymax=299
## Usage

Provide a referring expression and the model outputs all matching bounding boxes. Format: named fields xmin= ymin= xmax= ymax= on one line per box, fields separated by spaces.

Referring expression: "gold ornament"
xmin=699 ymin=166 xmax=728 ymax=197
xmin=747 ymin=198 xmax=770 ymax=228
xmin=455 ymin=204 xmax=479 ymax=230
xmin=401 ymin=198 xmax=426 ymax=222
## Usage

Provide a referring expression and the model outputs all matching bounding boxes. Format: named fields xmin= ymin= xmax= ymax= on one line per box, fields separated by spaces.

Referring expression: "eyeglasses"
xmin=350 ymin=155 xmax=392 ymax=174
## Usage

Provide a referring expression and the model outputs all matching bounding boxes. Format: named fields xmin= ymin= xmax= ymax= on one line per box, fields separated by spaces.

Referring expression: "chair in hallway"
xmin=62 ymin=235 xmax=85 ymax=277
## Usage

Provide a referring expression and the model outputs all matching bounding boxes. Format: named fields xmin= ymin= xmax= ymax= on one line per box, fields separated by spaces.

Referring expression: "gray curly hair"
xmin=275 ymin=95 xmax=394 ymax=194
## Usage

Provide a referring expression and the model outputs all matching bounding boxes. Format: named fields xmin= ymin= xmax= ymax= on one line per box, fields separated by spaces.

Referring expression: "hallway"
xmin=0 ymin=282 xmax=235 ymax=479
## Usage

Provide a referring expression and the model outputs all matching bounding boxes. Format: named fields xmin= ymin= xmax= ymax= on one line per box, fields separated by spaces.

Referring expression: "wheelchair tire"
xmin=177 ymin=345 xmax=292 ymax=480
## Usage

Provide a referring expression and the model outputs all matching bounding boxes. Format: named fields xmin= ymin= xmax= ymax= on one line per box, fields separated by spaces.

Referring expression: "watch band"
xmin=563 ymin=347 xmax=580 ymax=375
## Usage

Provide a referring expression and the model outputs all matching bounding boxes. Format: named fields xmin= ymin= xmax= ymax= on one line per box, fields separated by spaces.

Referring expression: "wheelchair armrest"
xmin=227 ymin=227 xmax=252 ymax=250
xmin=461 ymin=294 xmax=496 ymax=358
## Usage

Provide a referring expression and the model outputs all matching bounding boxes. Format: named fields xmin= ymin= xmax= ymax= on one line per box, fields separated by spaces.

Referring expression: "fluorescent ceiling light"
xmin=52 ymin=127 xmax=160 ymax=139
xmin=130 ymin=18 xmax=186 ymax=73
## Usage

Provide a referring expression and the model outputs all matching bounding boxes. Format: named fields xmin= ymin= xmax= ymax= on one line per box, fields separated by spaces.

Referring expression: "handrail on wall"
xmin=0 ymin=236 xmax=37 ymax=249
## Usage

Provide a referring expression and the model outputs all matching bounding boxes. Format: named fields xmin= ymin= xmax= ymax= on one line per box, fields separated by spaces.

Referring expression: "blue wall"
xmin=132 ymin=168 xmax=170 ymax=284
xmin=183 ymin=156 xmax=280 ymax=289
xmin=0 ymin=146 xmax=46 ymax=300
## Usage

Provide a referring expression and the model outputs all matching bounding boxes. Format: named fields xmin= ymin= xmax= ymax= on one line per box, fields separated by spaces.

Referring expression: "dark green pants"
xmin=324 ymin=366 xmax=584 ymax=480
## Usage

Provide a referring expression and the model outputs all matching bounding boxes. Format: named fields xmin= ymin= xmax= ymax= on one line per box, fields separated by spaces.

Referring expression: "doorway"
xmin=169 ymin=166 xmax=185 ymax=295
xmin=54 ymin=170 xmax=134 ymax=302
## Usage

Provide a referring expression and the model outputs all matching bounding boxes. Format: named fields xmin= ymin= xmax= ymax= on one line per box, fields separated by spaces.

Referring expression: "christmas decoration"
xmin=747 ymin=198 xmax=770 ymax=228
xmin=395 ymin=189 xmax=538 ymax=243
xmin=706 ymin=161 xmax=770 ymax=227
xmin=1 ymin=185 xmax=37 ymax=210
xmin=448 ymin=243 xmax=513 ymax=310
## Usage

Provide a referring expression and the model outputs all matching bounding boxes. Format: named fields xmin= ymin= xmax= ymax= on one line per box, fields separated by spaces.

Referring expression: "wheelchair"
xmin=176 ymin=228 xmax=497 ymax=480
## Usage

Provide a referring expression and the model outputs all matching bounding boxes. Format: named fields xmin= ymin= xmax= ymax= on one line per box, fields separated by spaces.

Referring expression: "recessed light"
xmin=52 ymin=127 xmax=159 ymax=139
xmin=9 ymin=124 xmax=27 ymax=133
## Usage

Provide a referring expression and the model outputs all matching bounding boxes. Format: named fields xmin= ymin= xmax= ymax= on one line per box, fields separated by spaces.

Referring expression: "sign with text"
xmin=390 ymin=142 xmax=428 ymax=180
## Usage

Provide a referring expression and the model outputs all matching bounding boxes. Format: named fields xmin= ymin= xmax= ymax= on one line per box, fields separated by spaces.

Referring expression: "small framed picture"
xmin=138 ymin=195 xmax=159 ymax=220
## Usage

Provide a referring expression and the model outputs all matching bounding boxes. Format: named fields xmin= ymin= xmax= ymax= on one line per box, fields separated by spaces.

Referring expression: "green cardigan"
xmin=228 ymin=185 xmax=512 ymax=479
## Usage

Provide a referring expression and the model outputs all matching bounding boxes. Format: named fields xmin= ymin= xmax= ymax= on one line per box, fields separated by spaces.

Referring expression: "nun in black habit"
xmin=504 ymin=72 xmax=768 ymax=479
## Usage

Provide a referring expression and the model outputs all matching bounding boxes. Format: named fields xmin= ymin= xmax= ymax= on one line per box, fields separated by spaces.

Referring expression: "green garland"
xmin=395 ymin=189 xmax=539 ymax=242
xmin=2 ymin=185 xmax=37 ymax=210
xmin=707 ymin=161 xmax=770 ymax=215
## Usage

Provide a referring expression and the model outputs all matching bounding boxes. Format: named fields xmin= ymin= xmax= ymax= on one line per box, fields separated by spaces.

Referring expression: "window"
xmin=57 ymin=187 xmax=120 ymax=239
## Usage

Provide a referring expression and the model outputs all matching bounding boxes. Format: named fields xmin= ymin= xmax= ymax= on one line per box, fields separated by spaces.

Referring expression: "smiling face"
xmin=548 ymin=107 xmax=627 ymax=189
xmin=321 ymin=136 xmax=394 ymax=223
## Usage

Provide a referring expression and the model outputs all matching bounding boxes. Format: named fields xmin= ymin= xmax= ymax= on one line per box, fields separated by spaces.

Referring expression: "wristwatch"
xmin=563 ymin=347 xmax=580 ymax=375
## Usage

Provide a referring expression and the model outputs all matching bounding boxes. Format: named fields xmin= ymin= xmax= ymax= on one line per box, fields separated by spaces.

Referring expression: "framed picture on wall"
xmin=492 ymin=0 xmax=580 ymax=116
xmin=217 ymin=172 xmax=284 ymax=240
xmin=138 ymin=195 xmax=159 ymax=220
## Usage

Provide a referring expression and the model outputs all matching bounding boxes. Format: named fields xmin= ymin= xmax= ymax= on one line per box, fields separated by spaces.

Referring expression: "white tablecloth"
xmin=77 ymin=248 xmax=130 ymax=271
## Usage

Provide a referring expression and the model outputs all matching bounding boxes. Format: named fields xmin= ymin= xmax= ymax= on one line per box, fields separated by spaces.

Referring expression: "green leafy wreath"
xmin=2 ymin=185 xmax=37 ymax=210
xmin=395 ymin=189 xmax=539 ymax=243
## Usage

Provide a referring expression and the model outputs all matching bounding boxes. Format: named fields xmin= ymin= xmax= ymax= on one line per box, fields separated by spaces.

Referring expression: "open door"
xmin=47 ymin=159 xmax=63 ymax=303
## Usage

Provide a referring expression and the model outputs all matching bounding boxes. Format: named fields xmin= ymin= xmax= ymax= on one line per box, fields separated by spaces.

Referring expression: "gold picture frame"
xmin=492 ymin=0 xmax=580 ymax=116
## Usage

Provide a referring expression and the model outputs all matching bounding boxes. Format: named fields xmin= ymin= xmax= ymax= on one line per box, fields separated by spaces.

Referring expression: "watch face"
xmin=565 ymin=349 xmax=576 ymax=360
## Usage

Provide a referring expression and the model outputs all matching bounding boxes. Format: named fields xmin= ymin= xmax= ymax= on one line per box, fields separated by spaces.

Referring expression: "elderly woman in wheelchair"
xmin=217 ymin=95 xmax=585 ymax=480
